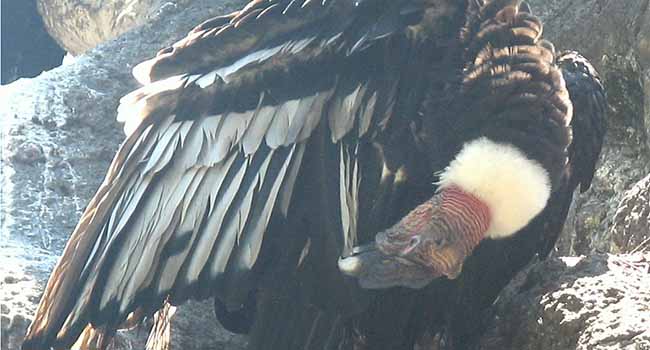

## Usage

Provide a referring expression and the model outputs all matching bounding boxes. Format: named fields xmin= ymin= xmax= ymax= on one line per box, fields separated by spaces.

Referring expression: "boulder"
xmin=480 ymin=254 xmax=650 ymax=350
xmin=36 ymin=0 xmax=196 ymax=55
xmin=611 ymin=174 xmax=650 ymax=253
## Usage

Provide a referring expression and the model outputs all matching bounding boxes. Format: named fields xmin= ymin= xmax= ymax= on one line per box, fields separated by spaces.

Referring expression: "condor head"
xmin=339 ymin=137 xmax=552 ymax=289
xmin=338 ymin=186 xmax=488 ymax=289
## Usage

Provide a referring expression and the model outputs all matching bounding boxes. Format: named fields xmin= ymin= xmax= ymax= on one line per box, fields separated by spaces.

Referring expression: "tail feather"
xmin=145 ymin=302 xmax=175 ymax=350
xmin=70 ymin=325 xmax=114 ymax=350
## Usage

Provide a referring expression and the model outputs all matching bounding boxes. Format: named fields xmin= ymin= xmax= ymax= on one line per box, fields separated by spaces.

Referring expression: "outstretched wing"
xmin=22 ymin=1 xmax=424 ymax=348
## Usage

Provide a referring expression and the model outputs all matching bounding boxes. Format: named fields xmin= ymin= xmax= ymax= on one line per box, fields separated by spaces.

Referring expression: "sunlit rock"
xmin=37 ymin=0 xmax=193 ymax=55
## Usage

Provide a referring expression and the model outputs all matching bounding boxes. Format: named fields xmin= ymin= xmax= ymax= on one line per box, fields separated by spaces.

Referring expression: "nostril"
xmin=400 ymin=235 xmax=421 ymax=256
xmin=408 ymin=236 xmax=421 ymax=249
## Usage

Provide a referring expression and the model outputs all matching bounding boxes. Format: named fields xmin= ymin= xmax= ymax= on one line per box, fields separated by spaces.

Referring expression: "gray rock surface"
xmin=480 ymin=254 xmax=650 ymax=350
xmin=37 ymin=0 xmax=195 ymax=55
xmin=611 ymin=174 xmax=650 ymax=253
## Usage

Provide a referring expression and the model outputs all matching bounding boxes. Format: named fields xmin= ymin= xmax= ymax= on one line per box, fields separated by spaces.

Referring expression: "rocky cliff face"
xmin=1 ymin=1 xmax=649 ymax=350
xmin=36 ymin=0 xmax=196 ymax=55
xmin=480 ymin=254 xmax=650 ymax=350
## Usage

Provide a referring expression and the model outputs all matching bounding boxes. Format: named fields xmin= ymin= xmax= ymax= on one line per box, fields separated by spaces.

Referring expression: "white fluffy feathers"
xmin=437 ymin=137 xmax=551 ymax=238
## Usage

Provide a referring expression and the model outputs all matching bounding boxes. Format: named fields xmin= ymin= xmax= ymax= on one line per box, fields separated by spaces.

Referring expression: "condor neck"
xmin=438 ymin=185 xmax=491 ymax=250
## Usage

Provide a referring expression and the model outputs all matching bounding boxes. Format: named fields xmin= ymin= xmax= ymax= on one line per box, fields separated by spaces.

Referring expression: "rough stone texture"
xmin=480 ymin=254 xmax=650 ymax=350
xmin=611 ymin=174 xmax=650 ymax=253
xmin=528 ymin=0 xmax=650 ymax=256
xmin=0 ymin=0 xmax=247 ymax=349
xmin=37 ymin=0 xmax=195 ymax=55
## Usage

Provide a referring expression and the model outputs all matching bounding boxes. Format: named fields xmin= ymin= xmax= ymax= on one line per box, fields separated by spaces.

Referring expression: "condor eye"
xmin=433 ymin=237 xmax=448 ymax=247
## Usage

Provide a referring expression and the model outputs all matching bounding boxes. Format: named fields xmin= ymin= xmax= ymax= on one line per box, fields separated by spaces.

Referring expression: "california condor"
xmin=22 ymin=0 xmax=606 ymax=349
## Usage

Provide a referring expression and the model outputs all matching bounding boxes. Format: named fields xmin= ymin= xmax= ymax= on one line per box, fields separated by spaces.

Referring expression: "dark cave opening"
xmin=1 ymin=0 xmax=66 ymax=85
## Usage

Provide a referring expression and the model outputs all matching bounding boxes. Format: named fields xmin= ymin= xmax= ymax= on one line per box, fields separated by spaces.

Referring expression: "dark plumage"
xmin=22 ymin=0 xmax=606 ymax=349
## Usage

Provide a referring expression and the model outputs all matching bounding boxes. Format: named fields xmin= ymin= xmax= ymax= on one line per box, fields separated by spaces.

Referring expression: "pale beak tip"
xmin=338 ymin=255 xmax=363 ymax=276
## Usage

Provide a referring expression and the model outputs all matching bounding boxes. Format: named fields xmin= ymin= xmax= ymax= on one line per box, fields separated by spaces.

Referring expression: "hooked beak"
xmin=338 ymin=232 xmax=466 ymax=289
xmin=339 ymin=188 xmax=489 ymax=289
xmin=338 ymin=241 xmax=439 ymax=289
xmin=375 ymin=226 xmax=467 ymax=280
xmin=338 ymin=229 xmax=465 ymax=289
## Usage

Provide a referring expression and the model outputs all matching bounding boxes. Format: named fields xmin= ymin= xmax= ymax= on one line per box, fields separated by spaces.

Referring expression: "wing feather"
xmin=23 ymin=0 xmax=424 ymax=347
xmin=266 ymin=99 xmax=299 ymax=148
xmin=231 ymin=144 xmax=299 ymax=269
xmin=242 ymin=104 xmax=278 ymax=154
xmin=179 ymin=153 xmax=240 ymax=284
xmin=206 ymin=156 xmax=253 ymax=277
